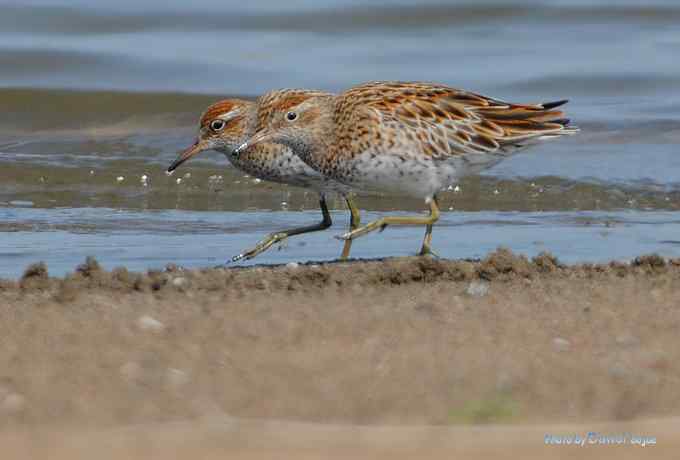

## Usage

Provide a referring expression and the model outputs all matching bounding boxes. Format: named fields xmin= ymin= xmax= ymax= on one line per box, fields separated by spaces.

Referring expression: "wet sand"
xmin=1 ymin=250 xmax=678 ymax=457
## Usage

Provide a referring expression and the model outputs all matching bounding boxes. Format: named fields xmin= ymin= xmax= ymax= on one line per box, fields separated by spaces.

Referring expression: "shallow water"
xmin=1 ymin=0 xmax=679 ymax=277
xmin=2 ymin=207 xmax=680 ymax=278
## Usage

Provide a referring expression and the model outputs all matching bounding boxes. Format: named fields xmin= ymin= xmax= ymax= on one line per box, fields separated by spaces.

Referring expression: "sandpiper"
xmin=235 ymin=81 xmax=578 ymax=255
xmin=167 ymin=95 xmax=361 ymax=262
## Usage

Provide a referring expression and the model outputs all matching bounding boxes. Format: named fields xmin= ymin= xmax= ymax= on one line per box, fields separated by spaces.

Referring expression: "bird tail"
xmin=475 ymin=99 xmax=579 ymax=146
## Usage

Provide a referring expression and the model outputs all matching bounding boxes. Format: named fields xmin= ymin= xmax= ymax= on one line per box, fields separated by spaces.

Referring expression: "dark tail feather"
xmin=550 ymin=118 xmax=571 ymax=126
xmin=541 ymin=99 xmax=569 ymax=110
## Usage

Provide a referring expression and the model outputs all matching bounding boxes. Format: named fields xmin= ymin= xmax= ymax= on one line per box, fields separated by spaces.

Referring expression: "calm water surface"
xmin=1 ymin=0 xmax=679 ymax=277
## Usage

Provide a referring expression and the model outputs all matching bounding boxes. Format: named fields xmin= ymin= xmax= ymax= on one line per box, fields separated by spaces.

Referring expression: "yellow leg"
xmin=339 ymin=195 xmax=361 ymax=260
xmin=231 ymin=196 xmax=332 ymax=262
xmin=420 ymin=224 xmax=434 ymax=256
xmin=419 ymin=196 xmax=440 ymax=256
xmin=336 ymin=196 xmax=441 ymax=256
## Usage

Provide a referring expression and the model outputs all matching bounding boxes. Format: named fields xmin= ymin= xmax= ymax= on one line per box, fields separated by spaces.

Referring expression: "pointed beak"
xmin=167 ymin=139 xmax=209 ymax=173
xmin=233 ymin=130 xmax=273 ymax=158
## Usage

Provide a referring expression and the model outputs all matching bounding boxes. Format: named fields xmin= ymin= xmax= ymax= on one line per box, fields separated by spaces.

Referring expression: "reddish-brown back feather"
xmin=335 ymin=81 xmax=576 ymax=158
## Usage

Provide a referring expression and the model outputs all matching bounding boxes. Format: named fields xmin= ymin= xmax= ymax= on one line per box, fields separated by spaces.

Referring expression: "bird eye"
xmin=286 ymin=111 xmax=298 ymax=122
xmin=210 ymin=119 xmax=226 ymax=131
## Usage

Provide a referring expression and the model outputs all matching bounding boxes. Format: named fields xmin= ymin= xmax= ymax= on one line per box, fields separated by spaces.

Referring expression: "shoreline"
xmin=1 ymin=249 xmax=678 ymax=430
xmin=4 ymin=248 xmax=674 ymax=290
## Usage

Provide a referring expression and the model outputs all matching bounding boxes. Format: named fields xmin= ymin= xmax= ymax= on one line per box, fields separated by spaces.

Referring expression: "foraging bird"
xmin=167 ymin=95 xmax=361 ymax=262
xmin=235 ymin=81 xmax=578 ymax=255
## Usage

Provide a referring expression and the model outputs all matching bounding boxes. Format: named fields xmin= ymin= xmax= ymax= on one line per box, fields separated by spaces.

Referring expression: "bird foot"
xmin=418 ymin=247 xmax=441 ymax=258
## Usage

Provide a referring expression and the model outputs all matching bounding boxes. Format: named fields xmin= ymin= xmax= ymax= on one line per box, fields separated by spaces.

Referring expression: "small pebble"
xmin=137 ymin=315 xmax=165 ymax=333
xmin=116 ymin=176 xmax=125 ymax=183
xmin=616 ymin=334 xmax=640 ymax=348
xmin=89 ymin=170 xmax=95 ymax=175
xmin=466 ymin=280 xmax=489 ymax=297
xmin=172 ymin=277 xmax=187 ymax=288
xmin=2 ymin=393 xmax=26 ymax=414
xmin=166 ymin=368 xmax=189 ymax=388
xmin=454 ymin=185 xmax=460 ymax=192
xmin=183 ymin=173 xmax=191 ymax=179
xmin=176 ymin=178 xmax=182 ymax=185
xmin=493 ymin=189 xmax=500 ymax=195
xmin=495 ymin=372 xmax=517 ymax=392
xmin=253 ymin=178 xmax=262 ymax=184
xmin=286 ymin=262 xmax=299 ymax=269
xmin=120 ymin=361 xmax=142 ymax=382
xmin=608 ymin=362 xmax=630 ymax=380
xmin=552 ymin=337 xmax=571 ymax=352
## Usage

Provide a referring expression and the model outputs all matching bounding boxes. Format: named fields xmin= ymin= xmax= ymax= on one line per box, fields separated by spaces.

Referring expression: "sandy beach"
xmin=1 ymin=250 xmax=678 ymax=457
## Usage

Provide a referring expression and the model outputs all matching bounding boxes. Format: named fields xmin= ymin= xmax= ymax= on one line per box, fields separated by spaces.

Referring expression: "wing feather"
xmin=340 ymin=81 xmax=577 ymax=158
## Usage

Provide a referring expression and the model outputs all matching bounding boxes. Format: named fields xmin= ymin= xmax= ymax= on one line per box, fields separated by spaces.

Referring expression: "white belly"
xmin=339 ymin=151 xmax=466 ymax=198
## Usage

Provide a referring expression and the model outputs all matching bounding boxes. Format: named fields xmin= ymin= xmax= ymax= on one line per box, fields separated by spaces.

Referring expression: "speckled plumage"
xmin=171 ymin=96 xmax=348 ymax=193
xmin=237 ymin=81 xmax=578 ymax=255
xmin=243 ymin=81 xmax=578 ymax=199
xmin=167 ymin=94 xmax=361 ymax=261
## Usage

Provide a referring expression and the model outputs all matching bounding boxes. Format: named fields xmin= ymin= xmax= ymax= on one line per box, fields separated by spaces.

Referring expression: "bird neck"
xmin=294 ymin=106 xmax=336 ymax=173
xmin=244 ymin=107 xmax=261 ymax=141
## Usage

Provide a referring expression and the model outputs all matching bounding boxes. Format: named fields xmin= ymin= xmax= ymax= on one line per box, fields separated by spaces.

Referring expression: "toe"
xmin=230 ymin=253 xmax=246 ymax=263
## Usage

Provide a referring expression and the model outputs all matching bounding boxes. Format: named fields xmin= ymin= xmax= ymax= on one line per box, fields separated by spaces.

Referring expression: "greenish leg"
xmin=339 ymin=195 xmax=361 ymax=260
xmin=336 ymin=195 xmax=441 ymax=256
xmin=418 ymin=196 xmax=440 ymax=257
xmin=231 ymin=196 xmax=332 ymax=262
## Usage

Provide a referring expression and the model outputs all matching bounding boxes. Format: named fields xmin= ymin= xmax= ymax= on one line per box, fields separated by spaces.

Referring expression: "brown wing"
xmin=339 ymin=81 xmax=576 ymax=158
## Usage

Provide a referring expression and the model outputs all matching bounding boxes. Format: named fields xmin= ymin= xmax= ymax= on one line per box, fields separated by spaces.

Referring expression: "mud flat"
xmin=1 ymin=249 xmax=679 ymax=458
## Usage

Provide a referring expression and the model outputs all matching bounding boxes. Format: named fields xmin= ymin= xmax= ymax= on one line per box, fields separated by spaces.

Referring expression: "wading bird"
xmin=235 ymin=81 xmax=577 ymax=255
xmin=168 ymin=95 xmax=361 ymax=262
